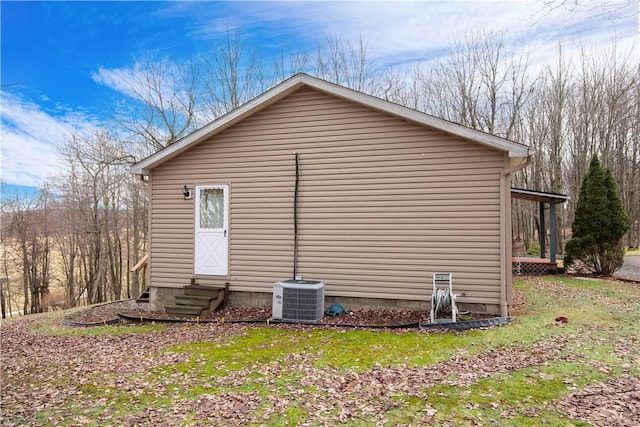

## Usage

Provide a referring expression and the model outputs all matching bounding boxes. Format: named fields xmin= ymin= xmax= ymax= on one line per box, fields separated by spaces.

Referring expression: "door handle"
xmin=224 ymin=230 xmax=227 ymax=237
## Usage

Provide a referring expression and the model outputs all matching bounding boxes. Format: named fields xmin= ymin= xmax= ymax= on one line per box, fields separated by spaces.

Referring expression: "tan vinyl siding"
xmin=149 ymin=87 xmax=505 ymax=304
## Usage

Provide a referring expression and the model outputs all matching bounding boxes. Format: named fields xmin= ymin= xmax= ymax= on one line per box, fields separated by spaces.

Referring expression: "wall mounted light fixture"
xmin=182 ymin=185 xmax=191 ymax=200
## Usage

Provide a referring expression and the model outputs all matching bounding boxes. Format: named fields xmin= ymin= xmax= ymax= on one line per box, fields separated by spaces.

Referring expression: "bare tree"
xmin=202 ymin=28 xmax=268 ymax=117
xmin=2 ymin=190 xmax=53 ymax=314
xmin=113 ymin=57 xmax=201 ymax=153
xmin=1 ymin=199 xmax=16 ymax=317
xmin=314 ymin=34 xmax=374 ymax=92
xmin=272 ymin=49 xmax=310 ymax=82
xmin=122 ymin=175 xmax=147 ymax=300
xmin=370 ymin=66 xmax=423 ymax=109
xmin=55 ymin=130 xmax=132 ymax=305
xmin=417 ymin=32 xmax=532 ymax=140
xmin=537 ymin=0 xmax=640 ymax=20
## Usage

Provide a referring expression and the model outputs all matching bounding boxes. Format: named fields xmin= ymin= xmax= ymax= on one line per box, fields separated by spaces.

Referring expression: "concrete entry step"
xmin=165 ymin=305 xmax=204 ymax=316
xmin=164 ymin=282 xmax=229 ymax=317
xmin=136 ymin=287 xmax=150 ymax=303
xmin=175 ymin=294 xmax=213 ymax=308
xmin=184 ymin=285 xmax=226 ymax=297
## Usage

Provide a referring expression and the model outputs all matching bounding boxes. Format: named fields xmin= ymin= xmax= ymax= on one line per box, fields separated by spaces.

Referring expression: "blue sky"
xmin=1 ymin=1 xmax=638 ymax=202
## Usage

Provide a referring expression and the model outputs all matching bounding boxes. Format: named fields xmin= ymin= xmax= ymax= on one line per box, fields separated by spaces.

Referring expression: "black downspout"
xmin=293 ymin=152 xmax=300 ymax=280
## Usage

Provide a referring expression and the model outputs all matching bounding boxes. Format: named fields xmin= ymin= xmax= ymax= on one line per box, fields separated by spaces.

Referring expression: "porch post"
xmin=549 ymin=200 xmax=557 ymax=263
xmin=539 ymin=201 xmax=546 ymax=259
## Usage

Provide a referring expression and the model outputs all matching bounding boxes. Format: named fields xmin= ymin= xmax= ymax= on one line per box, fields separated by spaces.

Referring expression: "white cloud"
xmin=193 ymin=1 xmax=638 ymax=71
xmin=0 ymin=91 xmax=98 ymax=187
xmin=96 ymin=1 xmax=638 ymax=98
xmin=91 ymin=65 xmax=144 ymax=99
xmin=91 ymin=60 xmax=193 ymax=106
xmin=294 ymin=1 xmax=638 ymax=66
xmin=91 ymin=59 xmax=213 ymax=139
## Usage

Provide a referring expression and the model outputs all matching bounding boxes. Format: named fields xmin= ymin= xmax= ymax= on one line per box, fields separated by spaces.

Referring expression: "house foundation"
xmin=149 ymin=286 xmax=501 ymax=315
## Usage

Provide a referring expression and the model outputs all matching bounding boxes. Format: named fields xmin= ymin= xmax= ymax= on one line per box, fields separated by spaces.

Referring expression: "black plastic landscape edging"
xmin=117 ymin=312 xmax=420 ymax=329
xmin=419 ymin=317 xmax=511 ymax=331
xmin=61 ymin=318 xmax=121 ymax=327
xmin=269 ymin=319 xmax=421 ymax=329
xmin=62 ymin=312 xmax=510 ymax=331
xmin=117 ymin=312 xmax=264 ymax=324
xmin=59 ymin=299 xmax=133 ymax=327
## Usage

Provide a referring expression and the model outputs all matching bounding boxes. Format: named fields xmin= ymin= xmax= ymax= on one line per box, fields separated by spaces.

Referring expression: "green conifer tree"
xmin=565 ymin=155 xmax=630 ymax=275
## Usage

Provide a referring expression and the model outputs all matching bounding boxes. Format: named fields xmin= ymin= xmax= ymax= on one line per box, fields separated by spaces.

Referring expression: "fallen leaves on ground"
xmin=0 ymin=318 xmax=249 ymax=426
xmin=0 ymin=316 xmax=623 ymax=427
xmin=556 ymin=376 xmax=640 ymax=427
xmin=2 ymin=279 xmax=640 ymax=426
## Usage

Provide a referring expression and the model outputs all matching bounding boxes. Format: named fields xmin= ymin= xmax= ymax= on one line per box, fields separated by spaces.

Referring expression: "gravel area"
xmin=615 ymin=255 xmax=640 ymax=282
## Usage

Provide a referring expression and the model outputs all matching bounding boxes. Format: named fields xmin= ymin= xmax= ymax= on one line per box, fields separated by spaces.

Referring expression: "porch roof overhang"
xmin=510 ymin=188 xmax=569 ymax=204
xmin=511 ymin=188 xmax=569 ymax=263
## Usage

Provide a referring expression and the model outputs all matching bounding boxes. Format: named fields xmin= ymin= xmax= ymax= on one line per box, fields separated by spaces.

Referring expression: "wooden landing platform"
xmin=512 ymin=257 xmax=559 ymax=275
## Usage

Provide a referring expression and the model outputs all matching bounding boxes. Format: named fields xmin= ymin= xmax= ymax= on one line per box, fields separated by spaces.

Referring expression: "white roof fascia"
xmin=131 ymin=73 xmax=530 ymax=175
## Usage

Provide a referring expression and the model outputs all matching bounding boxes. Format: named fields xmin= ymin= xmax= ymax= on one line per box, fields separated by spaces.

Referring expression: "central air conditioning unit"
xmin=272 ymin=280 xmax=325 ymax=322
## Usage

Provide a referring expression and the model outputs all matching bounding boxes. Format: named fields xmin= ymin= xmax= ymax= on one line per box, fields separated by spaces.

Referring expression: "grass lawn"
xmin=1 ymin=276 xmax=639 ymax=426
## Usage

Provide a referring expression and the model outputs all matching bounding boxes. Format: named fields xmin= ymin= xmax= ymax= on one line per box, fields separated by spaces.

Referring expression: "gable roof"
xmin=131 ymin=73 xmax=531 ymax=175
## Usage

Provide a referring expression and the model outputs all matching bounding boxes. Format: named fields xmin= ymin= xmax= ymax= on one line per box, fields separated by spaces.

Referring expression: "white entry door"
xmin=194 ymin=185 xmax=229 ymax=276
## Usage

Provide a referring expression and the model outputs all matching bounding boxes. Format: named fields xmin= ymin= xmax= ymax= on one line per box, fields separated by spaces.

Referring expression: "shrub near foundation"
xmin=565 ymin=155 xmax=630 ymax=275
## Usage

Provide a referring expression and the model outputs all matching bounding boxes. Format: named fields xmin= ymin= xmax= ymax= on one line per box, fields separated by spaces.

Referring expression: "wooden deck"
xmin=512 ymin=257 xmax=559 ymax=275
